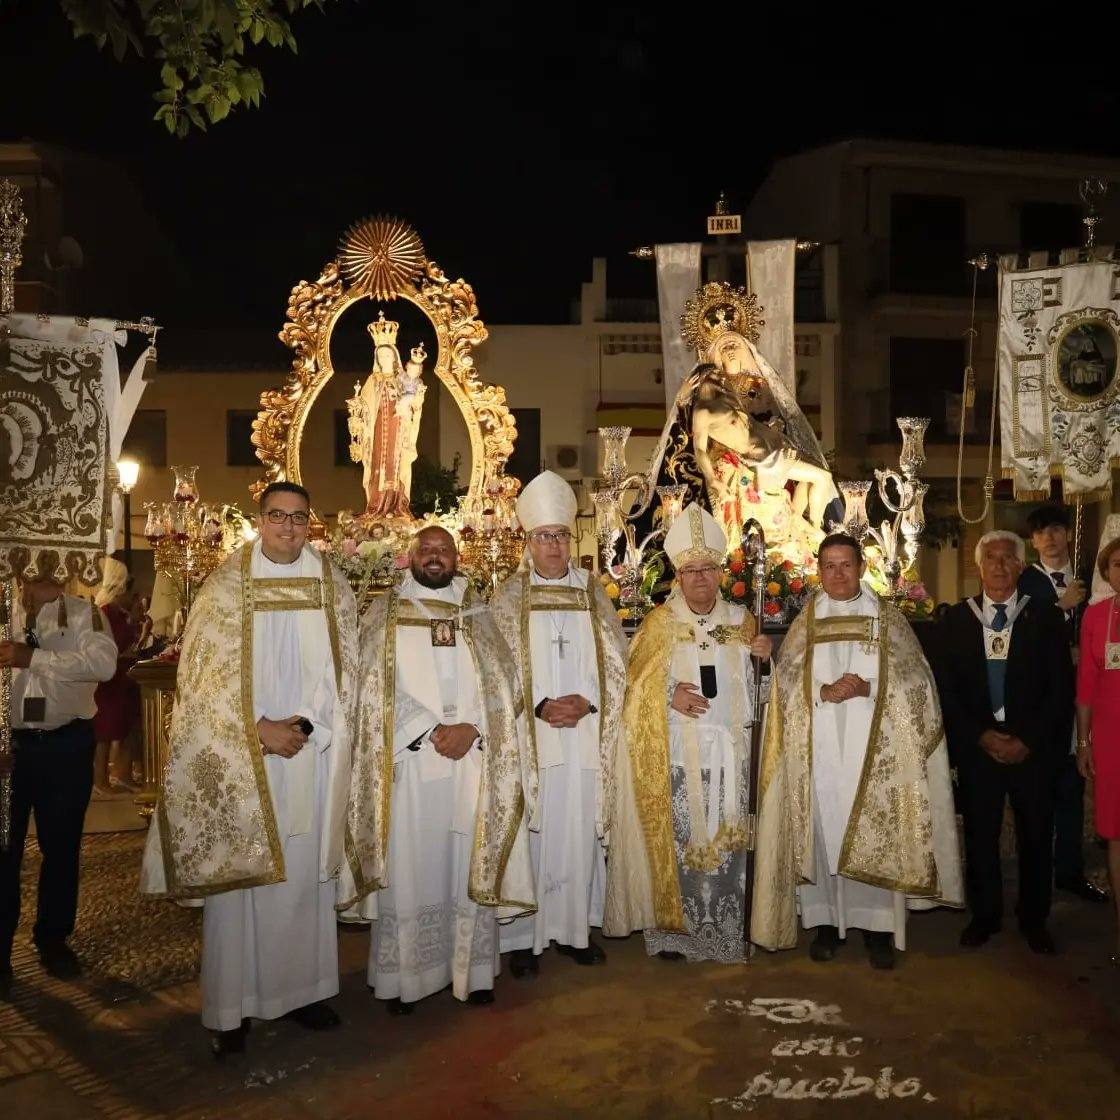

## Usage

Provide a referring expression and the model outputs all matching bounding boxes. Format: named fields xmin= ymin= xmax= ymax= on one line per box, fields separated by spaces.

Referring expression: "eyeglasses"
xmin=530 ymin=531 xmax=571 ymax=545
xmin=678 ymin=566 xmax=719 ymax=577
xmin=264 ymin=509 xmax=310 ymax=526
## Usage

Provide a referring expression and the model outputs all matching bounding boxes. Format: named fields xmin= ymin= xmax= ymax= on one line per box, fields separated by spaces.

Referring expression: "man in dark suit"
xmin=1018 ymin=504 xmax=1108 ymax=905
xmin=936 ymin=531 xmax=1074 ymax=954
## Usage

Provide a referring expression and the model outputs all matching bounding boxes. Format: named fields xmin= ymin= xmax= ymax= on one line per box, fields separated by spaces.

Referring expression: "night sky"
xmin=3 ymin=3 xmax=1120 ymax=336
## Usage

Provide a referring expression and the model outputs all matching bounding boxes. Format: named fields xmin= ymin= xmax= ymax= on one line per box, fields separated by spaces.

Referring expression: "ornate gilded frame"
xmin=251 ymin=217 xmax=516 ymax=512
xmin=1047 ymin=306 xmax=1120 ymax=411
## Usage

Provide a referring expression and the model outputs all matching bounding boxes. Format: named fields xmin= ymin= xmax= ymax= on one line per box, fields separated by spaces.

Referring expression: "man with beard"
xmin=339 ymin=526 xmax=534 ymax=1013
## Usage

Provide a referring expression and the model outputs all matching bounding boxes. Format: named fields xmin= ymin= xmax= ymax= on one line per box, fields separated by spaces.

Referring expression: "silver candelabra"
xmin=836 ymin=417 xmax=929 ymax=599
xmin=593 ymin=427 xmax=687 ymax=617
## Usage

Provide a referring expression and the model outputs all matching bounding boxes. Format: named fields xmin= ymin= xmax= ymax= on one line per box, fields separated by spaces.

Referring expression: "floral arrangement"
xmin=598 ymin=550 xmax=667 ymax=622
xmin=861 ymin=546 xmax=936 ymax=619
xmin=315 ymin=508 xmax=468 ymax=608
xmin=721 ymin=548 xmax=818 ymax=622
xmin=315 ymin=513 xmax=408 ymax=607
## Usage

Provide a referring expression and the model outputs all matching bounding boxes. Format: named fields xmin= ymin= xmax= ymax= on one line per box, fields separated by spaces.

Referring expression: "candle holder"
xmin=837 ymin=481 xmax=872 ymax=540
xmin=593 ymin=428 xmax=663 ymax=619
xmin=656 ymin=484 xmax=689 ymax=530
xmin=832 ymin=417 xmax=930 ymax=600
xmin=171 ymin=464 xmax=200 ymax=504
xmin=150 ymin=469 xmax=242 ymax=622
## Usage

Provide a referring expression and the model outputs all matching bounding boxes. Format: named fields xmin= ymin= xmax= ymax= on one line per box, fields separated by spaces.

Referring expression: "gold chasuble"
xmin=339 ymin=581 xmax=535 ymax=918
xmin=489 ymin=569 xmax=628 ymax=838
xmin=751 ymin=593 xmax=963 ymax=951
xmin=140 ymin=544 xmax=360 ymax=899
xmin=602 ymin=598 xmax=758 ymax=936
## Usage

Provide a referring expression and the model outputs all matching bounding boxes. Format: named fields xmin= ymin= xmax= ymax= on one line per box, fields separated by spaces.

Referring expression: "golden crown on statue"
xmin=369 ymin=310 xmax=400 ymax=346
xmin=680 ymin=281 xmax=764 ymax=353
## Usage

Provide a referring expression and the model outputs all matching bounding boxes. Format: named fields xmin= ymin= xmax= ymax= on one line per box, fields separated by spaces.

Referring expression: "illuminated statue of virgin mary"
xmin=346 ymin=310 xmax=427 ymax=519
xmin=649 ymin=282 xmax=837 ymax=556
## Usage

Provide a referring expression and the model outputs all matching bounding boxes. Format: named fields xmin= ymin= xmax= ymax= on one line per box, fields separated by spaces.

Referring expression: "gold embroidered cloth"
xmin=339 ymin=582 xmax=535 ymax=918
xmin=750 ymin=593 xmax=963 ymax=950
xmin=602 ymin=598 xmax=758 ymax=936
xmin=139 ymin=544 xmax=359 ymax=898
xmin=1 ymin=338 xmax=110 ymax=584
xmin=489 ymin=570 xmax=628 ymax=838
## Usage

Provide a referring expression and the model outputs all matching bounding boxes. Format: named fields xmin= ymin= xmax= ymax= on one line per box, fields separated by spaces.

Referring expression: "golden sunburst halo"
xmin=680 ymin=281 xmax=764 ymax=352
xmin=338 ymin=216 xmax=427 ymax=299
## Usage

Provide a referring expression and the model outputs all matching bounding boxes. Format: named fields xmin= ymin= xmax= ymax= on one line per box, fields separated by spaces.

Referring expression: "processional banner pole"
xmin=741 ymin=518 xmax=768 ymax=950
xmin=1 ymin=581 xmax=12 ymax=852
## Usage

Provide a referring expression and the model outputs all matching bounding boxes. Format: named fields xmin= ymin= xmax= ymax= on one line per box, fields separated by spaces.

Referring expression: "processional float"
xmin=0 ymin=177 xmax=158 ymax=839
xmin=252 ymin=216 xmax=523 ymax=606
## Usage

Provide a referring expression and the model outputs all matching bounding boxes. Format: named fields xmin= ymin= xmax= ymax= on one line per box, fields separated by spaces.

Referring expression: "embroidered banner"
xmin=998 ymin=253 xmax=1120 ymax=499
xmin=656 ymin=242 xmax=702 ymax=410
xmin=746 ymin=238 xmax=797 ymax=393
xmin=0 ymin=336 xmax=110 ymax=583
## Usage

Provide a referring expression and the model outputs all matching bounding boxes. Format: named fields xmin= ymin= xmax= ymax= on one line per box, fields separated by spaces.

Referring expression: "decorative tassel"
xmin=142 ymin=343 xmax=157 ymax=382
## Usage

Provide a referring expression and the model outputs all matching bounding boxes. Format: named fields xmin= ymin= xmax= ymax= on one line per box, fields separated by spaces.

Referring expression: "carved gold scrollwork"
xmin=251 ymin=219 xmax=516 ymax=511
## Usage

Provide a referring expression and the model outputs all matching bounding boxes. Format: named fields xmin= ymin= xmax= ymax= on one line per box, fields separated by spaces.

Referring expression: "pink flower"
xmin=906 ymin=584 xmax=928 ymax=602
xmin=341 ymin=538 xmax=359 ymax=557
xmin=394 ymin=552 xmax=410 ymax=569
xmin=311 ymin=538 xmax=330 ymax=552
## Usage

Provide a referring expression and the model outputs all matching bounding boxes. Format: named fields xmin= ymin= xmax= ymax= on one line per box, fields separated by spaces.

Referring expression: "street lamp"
xmin=117 ymin=458 xmax=140 ymax=569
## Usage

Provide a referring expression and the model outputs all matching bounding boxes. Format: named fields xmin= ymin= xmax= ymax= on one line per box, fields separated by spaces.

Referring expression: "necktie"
xmin=986 ymin=602 xmax=1008 ymax=715
xmin=1051 ymin=572 xmax=1066 ymax=589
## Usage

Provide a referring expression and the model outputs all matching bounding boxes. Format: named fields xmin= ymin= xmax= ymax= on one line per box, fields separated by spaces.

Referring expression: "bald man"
xmin=342 ymin=528 xmax=534 ymax=1013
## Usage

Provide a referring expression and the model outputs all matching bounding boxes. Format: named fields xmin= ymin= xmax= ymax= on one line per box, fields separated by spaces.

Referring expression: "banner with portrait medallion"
xmin=998 ymin=253 xmax=1120 ymax=499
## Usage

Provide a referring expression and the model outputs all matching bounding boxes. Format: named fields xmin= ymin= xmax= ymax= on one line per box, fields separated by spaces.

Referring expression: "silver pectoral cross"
xmin=552 ymin=634 xmax=570 ymax=659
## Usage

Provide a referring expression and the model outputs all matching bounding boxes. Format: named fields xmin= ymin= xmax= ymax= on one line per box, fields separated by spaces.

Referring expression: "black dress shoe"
xmin=37 ymin=941 xmax=82 ymax=980
xmin=384 ymin=997 xmax=415 ymax=1016
xmin=509 ymin=949 xmax=539 ymax=978
xmin=1023 ymin=927 xmax=1057 ymax=955
xmin=657 ymin=950 xmax=685 ymax=961
xmin=1056 ymin=877 xmax=1110 ymax=904
xmin=863 ymin=930 xmax=895 ymax=970
xmin=210 ymin=1020 xmax=250 ymax=1059
xmin=555 ymin=938 xmax=607 ymax=966
xmin=283 ymin=1001 xmax=341 ymax=1030
xmin=959 ymin=919 xmax=999 ymax=948
xmin=466 ymin=989 xmax=495 ymax=1006
xmin=809 ymin=925 xmax=843 ymax=962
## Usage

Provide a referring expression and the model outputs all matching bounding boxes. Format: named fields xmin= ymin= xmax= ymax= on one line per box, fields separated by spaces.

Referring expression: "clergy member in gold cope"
xmin=751 ymin=532 xmax=963 ymax=969
xmin=338 ymin=526 xmax=535 ymax=1013
xmin=603 ymin=503 xmax=772 ymax=962
xmin=490 ymin=470 xmax=627 ymax=976
xmin=140 ymin=482 xmax=360 ymax=1057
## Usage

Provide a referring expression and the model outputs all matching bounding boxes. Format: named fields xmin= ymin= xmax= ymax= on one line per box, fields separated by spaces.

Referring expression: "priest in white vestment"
xmin=603 ymin=504 xmax=773 ymax=963
xmin=339 ymin=526 xmax=534 ymax=1014
xmin=490 ymin=471 xmax=627 ymax=976
xmin=140 ymin=482 xmax=360 ymax=1056
xmin=751 ymin=533 xmax=963 ymax=969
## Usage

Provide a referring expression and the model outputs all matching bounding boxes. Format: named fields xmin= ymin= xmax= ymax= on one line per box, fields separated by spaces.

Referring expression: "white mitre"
xmin=665 ymin=503 xmax=726 ymax=568
xmin=517 ymin=469 xmax=577 ymax=532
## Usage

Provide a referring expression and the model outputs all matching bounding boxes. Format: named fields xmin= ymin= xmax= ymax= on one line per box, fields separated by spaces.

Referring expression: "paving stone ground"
xmin=2 ymin=833 xmax=1118 ymax=1119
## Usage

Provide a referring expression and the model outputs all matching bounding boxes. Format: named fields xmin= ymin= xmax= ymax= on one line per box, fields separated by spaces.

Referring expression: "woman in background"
xmin=1076 ymin=534 xmax=1120 ymax=961
xmin=93 ymin=557 xmax=142 ymax=796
